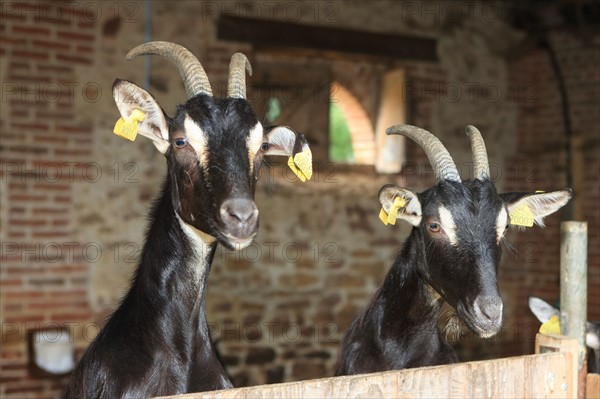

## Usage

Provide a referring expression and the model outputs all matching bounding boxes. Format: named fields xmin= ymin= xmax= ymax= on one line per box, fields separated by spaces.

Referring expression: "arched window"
xmin=329 ymin=82 xmax=376 ymax=165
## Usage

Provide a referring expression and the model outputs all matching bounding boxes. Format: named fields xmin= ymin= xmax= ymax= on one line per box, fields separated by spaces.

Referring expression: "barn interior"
xmin=0 ymin=0 xmax=598 ymax=397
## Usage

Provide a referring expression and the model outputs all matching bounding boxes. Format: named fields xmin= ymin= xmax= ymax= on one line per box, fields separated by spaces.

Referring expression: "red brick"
xmin=12 ymin=25 xmax=50 ymax=36
xmin=0 ymin=36 xmax=27 ymax=46
xmin=0 ymin=278 xmax=23 ymax=287
xmin=32 ymin=39 xmax=70 ymax=51
xmin=32 ymin=207 xmax=68 ymax=215
xmin=4 ymin=291 xmax=45 ymax=300
xmin=78 ymin=21 xmax=95 ymax=29
xmin=9 ymin=194 xmax=47 ymax=202
xmin=55 ymin=124 xmax=92 ymax=134
xmin=8 ymin=219 xmax=47 ymax=226
xmin=56 ymin=53 xmax=92 ymax=65
xmin=37 ymin=65 xmax=72 ymax=74
xmin=32 ymin=231 xmax=69 ymax=238
xmin=55 ymin=149 xmax=92 ymax=157
xmin=11 ymin=122 xmax=48 ymax=131
xmin=0 ymin=11 xmax=25 ymax=22
xmin=12 ymin=49 xmax=49 ymax=61
xmin=56 ymin=30 xmax=94 ymax=42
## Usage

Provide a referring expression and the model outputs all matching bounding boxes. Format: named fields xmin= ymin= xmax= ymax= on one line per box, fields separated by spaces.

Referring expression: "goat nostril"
xmin=475 ymin=298 xmax=503 ymax=322
xmin=221 ymin=199 xmax=258 ymax=225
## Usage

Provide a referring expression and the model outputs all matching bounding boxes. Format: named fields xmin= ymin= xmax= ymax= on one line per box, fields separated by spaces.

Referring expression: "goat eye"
xmin=260 ymin=142 xmax=270 ymax=152
xmin=173 ymin=138 xmax=187 ymax=148
xmin=428 ymin=223 xmax=441 ymax=233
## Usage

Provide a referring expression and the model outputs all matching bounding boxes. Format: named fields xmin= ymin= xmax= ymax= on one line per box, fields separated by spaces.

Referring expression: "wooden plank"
xmin=217 ymin=15 xmax=438 ymax=61
xmin=536 ymin=333 xmax=579 ymax=397
xmin=158 ymin=352 xmax=575 ymax=399
xmin=587 ymin=374 xmax=600 ymax=399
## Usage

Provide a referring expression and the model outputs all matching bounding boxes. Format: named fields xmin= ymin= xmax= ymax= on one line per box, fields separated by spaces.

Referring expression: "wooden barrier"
xmin=587 ymin=374 xmax=600 ymax=399
xmin=160 ymin=335 xmax=579 ymax=399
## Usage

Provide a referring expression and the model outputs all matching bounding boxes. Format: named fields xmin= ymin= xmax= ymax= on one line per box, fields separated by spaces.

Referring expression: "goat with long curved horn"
xmin=65 ymin=41 xmax=314 ymax=398
xmin=227 ymin=53 xmax=252 ymax=99
xmin=337 ymin=123 xmax=572 ymax=376
xmin=386 ymin=124 xmax=461 ymax=182
xmin=465 ymin=125 xmax=490 ymax=180
xmin=126 ymin=41 xmax=213 ymax=98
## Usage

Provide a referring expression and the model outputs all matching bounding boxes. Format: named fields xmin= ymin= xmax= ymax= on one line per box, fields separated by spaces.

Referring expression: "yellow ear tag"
xmin=379 ymin=208 xmax=390 ymax=225
xmin=509 ymin=203 xmax=534 ymax=227
xmin=287 ymin=148 xmax=313 ymax=183
xmin=379 ymin=197 xmax=407 ymax=226
xmin=113 ymin=109 xmax=145 ymax=141
xmin=539 ymin=315 xmax=561 ymax=335
xmin=288 ymin=156 xmax=306 ymax=182
xmin=294 ymin=148 xmax=313 ymax=181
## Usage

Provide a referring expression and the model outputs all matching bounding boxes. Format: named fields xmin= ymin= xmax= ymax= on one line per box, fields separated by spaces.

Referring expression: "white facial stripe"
xmin=184 ymin=115 xmax=208 ymax=166
xmin=247 ymin=122 xmax=264 ymax=154
xmin=438 ymin=205 xmax=457 ymax=245
xmin=496 ymin=207 xmax=508 ymax=243
xmin=247 ymin=122 xmax=264 ymax=171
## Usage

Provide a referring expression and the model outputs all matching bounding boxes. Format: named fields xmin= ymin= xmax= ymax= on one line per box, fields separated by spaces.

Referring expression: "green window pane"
xmin=329 ymin=102 xmax=355 ymax=163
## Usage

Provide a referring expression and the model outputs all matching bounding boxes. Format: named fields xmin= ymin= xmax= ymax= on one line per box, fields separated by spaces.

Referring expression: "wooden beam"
xmin=217 ymin=15 xmax=438 ymax=62
xmin=158 ymin=350 xmax=576 ymax=398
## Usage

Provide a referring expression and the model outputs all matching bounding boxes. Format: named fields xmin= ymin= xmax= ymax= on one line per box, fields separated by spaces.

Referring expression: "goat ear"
xmin=262 ymin=126 xmax=310 ymax=157
xmin=501 ymin=189 xmax=572 ymax=228
xmin=378 ymin=184 xmax=422 ymax=227
xmin=586 ymin=322 xmax=600 ymax=350
xmin=528 ymin=296 xmax=559 ymax=323
xmin=112 ymin=79 xmax=170 ymax=154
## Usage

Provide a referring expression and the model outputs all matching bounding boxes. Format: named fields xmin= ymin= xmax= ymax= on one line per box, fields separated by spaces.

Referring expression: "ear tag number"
xmin=379 ymin=197 xmax=406 ymax=226
xmin=509 ymin=203 xmax=534 ymax=227
xmin=287 ymin=147 xmax=313 ymax=182
xmin=113 ymin=109 xmax=145 ymax=141
xmin=539 ymin=315 xmax=561 ymax=335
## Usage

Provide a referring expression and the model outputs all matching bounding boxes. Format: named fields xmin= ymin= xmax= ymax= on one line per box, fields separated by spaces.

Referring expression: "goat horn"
xmin=126 ymin=41 xmax=213 ymax=98
xmin=465 ymin=125 xmax=490 ymax=180
xmin=386 ymin=124 xmax=461 ymax=182
xmin=227 ymin=53 xmax=252 ymax=99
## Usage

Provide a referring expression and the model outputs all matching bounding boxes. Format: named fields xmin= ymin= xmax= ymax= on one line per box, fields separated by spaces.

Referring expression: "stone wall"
xmin=1 ymin=1 xmax=598 ymax=396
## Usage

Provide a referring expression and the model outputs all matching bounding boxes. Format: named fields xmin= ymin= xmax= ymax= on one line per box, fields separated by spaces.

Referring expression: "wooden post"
xmin=535 ymin=333 xmax=578 ymax=398
xmin=560 ymin=221 xmax=588 ymax=399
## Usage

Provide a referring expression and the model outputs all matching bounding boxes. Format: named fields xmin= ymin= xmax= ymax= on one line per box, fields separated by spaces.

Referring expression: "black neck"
xmin=128 ymin=180 xmax=216 ymax=313
xmin=378 ymin=229 xmax=442 ymax=336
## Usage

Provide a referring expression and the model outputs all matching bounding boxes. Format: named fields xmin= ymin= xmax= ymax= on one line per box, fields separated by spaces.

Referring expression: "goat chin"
xmin=221 ymin=233 xmax=255 ymax=250
xmin=455 ymin=304 xmax=502 ymax=339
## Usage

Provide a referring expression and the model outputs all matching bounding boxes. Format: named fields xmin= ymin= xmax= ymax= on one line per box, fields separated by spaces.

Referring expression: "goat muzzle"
xmin=220 ymin=198 xmax=259 ymax=246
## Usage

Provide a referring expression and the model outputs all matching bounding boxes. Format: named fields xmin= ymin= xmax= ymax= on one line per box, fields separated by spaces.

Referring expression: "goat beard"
xmin=440 ymin=308 xmax=464 ymax=342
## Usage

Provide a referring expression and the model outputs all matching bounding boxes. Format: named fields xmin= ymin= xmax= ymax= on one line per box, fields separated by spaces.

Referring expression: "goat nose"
xmin=474 ymin=296 xmax=503 ymax=323
xmin=220 ymin=198 xmax=258 ymax=225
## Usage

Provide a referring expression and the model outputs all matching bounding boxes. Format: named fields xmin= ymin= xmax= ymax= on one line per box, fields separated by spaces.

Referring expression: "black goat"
xmin=64 ymin=42 xmax=311 ymax=398
xmin=529 ymin=296 xmax=599 ymax=373
xmin=336 ymin=124 xmax=571 ymax=375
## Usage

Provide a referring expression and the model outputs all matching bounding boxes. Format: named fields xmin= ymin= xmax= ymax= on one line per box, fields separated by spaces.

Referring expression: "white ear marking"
xmin=438 ymin=205 xmax=457 ymax=245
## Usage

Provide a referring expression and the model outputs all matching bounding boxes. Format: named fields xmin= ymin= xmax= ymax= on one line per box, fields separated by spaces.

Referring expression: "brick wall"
xmin=0 ymin=2 xmax=98 ymax=397
xmin=0 ymin=1 xmax=598 ymax=397
xmin=502 ymin=31 xmax=600 ymax=357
